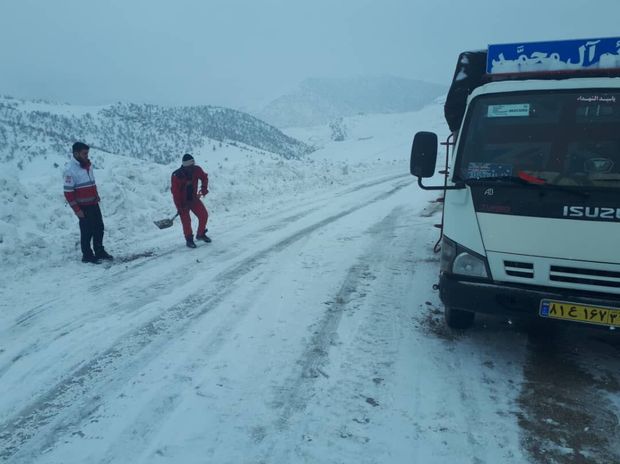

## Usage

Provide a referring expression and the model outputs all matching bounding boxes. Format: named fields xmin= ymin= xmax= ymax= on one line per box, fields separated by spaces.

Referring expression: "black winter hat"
xmin=182 ymin=153 xmax=195 ymax=166
xmin=72 ymin=141 xmax=90 ymax=153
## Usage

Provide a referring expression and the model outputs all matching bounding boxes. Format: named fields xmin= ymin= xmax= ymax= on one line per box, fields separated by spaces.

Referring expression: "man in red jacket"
xmin=63 ymin=142 xmax=114 ymax=264
xmin=171 ymin=154 xmax=211 ymax=248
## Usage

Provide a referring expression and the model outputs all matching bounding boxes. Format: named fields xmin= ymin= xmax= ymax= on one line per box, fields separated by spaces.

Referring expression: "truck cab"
xmin=411 ymin=38 xmax=620 ymax=331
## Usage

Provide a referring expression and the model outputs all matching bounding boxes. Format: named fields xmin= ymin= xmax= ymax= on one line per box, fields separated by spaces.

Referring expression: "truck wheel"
xmin=444 ymin=306 xmax=475 ymax=329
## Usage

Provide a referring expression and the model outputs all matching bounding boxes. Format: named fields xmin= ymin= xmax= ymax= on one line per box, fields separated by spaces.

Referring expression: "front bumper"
xmin=439 ymin=272 xmax=620 ymax=321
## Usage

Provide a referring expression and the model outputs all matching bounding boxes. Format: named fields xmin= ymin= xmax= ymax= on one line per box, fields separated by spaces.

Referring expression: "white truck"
xmin=410 ymin=37 xmax=620 ymax=330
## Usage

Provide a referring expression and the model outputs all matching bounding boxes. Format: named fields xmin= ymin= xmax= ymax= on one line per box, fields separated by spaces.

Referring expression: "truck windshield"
xmin=456 ymin=90 xmax=620 ymax=189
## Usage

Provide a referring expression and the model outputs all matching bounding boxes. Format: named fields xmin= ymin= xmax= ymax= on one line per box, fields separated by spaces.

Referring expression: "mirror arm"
xmin=417 ymin=177 xmax=465 ymax=190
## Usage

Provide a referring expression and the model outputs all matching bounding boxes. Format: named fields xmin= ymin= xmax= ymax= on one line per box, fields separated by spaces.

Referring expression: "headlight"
xmin=440 ymin=236 xmax=490 ymax=279
xmin=453 ymin=252 xmax=489 ymax=278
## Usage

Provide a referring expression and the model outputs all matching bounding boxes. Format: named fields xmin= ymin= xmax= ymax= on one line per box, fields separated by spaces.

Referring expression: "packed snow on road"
xmin=0 ymin=102 xmax=618 ymax=464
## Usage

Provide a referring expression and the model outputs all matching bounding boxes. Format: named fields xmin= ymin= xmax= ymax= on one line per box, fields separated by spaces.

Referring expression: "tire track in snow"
xmin=0 ymin=179 xmax=412 ymax=463
xmin=256 ymin=206 xmax=406 ymax=461
xmin=253 ymin=173 xmax=407 ymax=224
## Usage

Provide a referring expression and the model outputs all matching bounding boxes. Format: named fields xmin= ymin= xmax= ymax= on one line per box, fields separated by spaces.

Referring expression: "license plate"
xmin=540 ymin=299 xmax=620 ymax=328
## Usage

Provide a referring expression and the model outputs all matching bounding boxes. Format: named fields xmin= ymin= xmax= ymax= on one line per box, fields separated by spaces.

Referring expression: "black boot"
xmin=95 ymin=249 xmax=114 ymax=260
xmin=82 ymin=254 xmax=102 ymax=264
xmin=196 ymin=233 xmax=211 ymax=243
xmin=186 ymin=236 xmax=197 ymax=248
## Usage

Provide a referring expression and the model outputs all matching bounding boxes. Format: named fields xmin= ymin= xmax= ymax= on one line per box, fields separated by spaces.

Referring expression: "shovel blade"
xmin=154 ymin=218 xmax=174 ymax=229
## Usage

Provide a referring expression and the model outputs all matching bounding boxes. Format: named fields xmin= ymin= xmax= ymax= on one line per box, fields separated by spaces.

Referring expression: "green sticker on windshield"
xmin=487 ymin=104 xmax=530 ymax=118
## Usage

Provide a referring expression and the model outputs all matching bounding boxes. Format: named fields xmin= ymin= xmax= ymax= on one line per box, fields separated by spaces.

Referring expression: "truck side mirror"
xmin=410 ymin=131 xmax=438 ymax=178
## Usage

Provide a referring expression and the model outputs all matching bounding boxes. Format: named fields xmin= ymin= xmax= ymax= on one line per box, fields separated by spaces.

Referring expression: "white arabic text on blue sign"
xmin=487 ymin=37 xmax=620 ymax=74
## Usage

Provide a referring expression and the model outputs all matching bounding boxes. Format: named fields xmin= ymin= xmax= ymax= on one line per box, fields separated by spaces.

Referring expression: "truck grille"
xmin=549 ymin=265 xmax=620 ymax=289
xmin=504 ymin=260 xmax=534 ymax=279
xmin=491 ymin=253 xmax=620 ymax=295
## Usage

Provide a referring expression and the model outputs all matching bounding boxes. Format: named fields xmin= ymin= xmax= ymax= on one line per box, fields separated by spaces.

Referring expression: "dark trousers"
xmin=79 ymin=204 xmax=105 ymax=257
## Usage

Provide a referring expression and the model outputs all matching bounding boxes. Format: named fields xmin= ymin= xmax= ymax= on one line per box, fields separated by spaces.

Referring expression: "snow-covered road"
xmin=2 ymin=169 xmax=618 ymax=464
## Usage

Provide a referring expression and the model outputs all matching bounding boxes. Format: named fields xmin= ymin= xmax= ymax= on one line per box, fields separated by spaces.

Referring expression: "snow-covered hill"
xmin=0 ymin=96 xmax=313 ymax=166
xmin=255 ymin=76 xmax=447 ymax=128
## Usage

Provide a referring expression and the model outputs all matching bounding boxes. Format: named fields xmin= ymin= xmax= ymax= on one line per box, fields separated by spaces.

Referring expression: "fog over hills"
xmin=0 ymin=96 xmax=313 ymax=165
xmin=255 ymin=76 xmax=447 ymax=128
xmin=0 ymin=76 xmax=446 ymax=167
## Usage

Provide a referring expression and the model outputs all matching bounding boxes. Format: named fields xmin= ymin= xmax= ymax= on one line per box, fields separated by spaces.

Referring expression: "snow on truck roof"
xmin=471 ymin=76 xmax=620 ymax=98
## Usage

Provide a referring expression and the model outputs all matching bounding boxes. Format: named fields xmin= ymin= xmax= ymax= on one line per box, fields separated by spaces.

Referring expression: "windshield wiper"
xmin=463 ymin=175 xmax=539 ymax=186
xmin=462 ymin=175 xmax=590 ymax=198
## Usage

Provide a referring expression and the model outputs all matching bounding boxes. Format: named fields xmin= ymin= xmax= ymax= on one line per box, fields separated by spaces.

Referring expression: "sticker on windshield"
xmin=577 ymin=95 xmax=617 ymax=104
xmin=466 ymin=162 xmax=513 ymax=179
xmin=487 ymin=104 xmax=530 ymax=118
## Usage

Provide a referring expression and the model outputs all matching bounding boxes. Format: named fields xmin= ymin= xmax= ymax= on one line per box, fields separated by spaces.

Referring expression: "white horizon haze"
xmin=0 ymin=0 xmax=619 ymax=110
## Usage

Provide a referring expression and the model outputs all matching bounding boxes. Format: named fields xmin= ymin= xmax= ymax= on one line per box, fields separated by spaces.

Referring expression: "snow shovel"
xmin=154 ymin=212 xmax=179 ymax=229
xmin=154 ymin=193 xmax=204 ymax=229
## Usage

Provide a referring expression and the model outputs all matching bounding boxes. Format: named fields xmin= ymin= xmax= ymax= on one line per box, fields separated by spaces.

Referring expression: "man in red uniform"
xmin=63 ymin=142 xmax=113 ymax=264
xmin=171 ymin=154 xmax=211 ymax=248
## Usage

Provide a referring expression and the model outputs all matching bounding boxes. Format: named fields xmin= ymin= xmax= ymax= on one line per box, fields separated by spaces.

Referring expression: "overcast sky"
xmin=1 ymin=0 xmax=619 ymax=110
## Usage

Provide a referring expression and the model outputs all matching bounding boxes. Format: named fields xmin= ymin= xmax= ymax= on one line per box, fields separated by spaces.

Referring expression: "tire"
xmin=444 ymin=306 xmax=475 ymax=329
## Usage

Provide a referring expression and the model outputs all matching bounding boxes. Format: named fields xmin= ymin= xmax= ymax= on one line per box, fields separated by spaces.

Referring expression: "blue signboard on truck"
xmin=487 ymin=37 xmax=620 ymax=74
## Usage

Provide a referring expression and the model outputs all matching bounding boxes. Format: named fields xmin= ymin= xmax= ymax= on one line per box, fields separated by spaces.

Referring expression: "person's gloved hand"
xmin=200 ymin=188 xmax=209 ymax=196
xmin=76 ymin=210 xmax=85 ymax=218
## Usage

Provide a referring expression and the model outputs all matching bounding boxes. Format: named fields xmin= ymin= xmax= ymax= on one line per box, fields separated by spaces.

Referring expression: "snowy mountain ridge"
xmin=255 ymin=76 xmax=447 ymax=128
xmin=0 ymin=96 xmax=313 ymax=165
